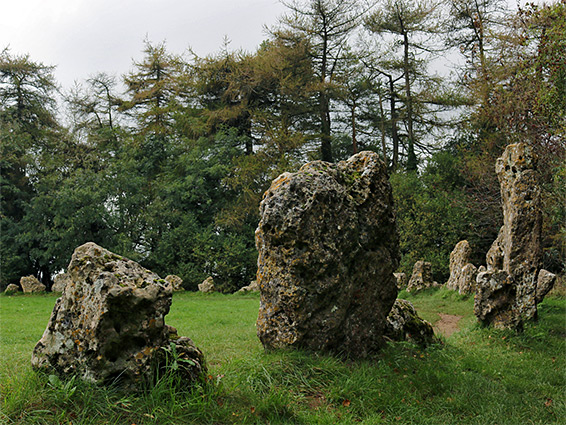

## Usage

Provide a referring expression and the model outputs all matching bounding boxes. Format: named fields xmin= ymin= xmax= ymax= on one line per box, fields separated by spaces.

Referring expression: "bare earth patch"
xmin=434 ymin=314 xmax=463 ymax=337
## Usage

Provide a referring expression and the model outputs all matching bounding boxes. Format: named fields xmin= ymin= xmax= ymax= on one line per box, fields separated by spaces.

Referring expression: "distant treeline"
xmin=1 ymin=0 xmax=564 ymax=291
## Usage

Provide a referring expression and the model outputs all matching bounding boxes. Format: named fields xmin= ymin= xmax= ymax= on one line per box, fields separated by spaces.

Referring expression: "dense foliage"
xmin=1 ymin=0 xmax=564 ymax=290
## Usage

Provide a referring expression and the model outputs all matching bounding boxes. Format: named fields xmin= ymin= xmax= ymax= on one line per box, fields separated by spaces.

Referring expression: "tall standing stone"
xmin=31 ymin=243 xmax=205 ymax=389
xmin=446 ymin=240 xmax=478 ymax=294
xmin=256 ymin=152 xmax=399 ymax=358
xmin=475 ymin=143 xmax=555 ymax=329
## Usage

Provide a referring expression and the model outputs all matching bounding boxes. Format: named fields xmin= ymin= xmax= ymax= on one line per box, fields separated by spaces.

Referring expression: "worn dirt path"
xmin=434 ymin=313 xmax=463 ymax=337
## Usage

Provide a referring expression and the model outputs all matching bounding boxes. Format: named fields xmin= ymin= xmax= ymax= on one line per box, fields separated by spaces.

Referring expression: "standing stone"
xmin=393 ymin=272 xmax=408 ymax=289
xmin=406 ymin=261 xmax=437 ymax=293
xmin=198 ymin=277 xmax=215 ymax=293
xmin=446 ymin=240 xmax=478 ymax=294
xmin=475 ymin=143 xmax=554 ymax=329
xmin=256 ymin=151 xmax=399 ymax=358
xmin=5 ymin=284 xmax=21 ymax=294
xmin=31 ymin=243 xmax=205 ymax=389
xmin=20 ymin=275 xmax=46 ymax=293
xmin=385 ymin=299 xmax=437 ymax=346
xmin=238 ymin=280 xmax=259 ymax=293
xmin=52 ymin=272 xmax=71 ymax=293
xmin=165 ymin=275 xmax=184 ymax=292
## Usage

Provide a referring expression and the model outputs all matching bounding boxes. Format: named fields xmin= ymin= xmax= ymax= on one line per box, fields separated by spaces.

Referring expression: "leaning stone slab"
xmin=31 ymin=242 xmax=205 ymax=390
xmin=20 ymin=275 xmax=46 ymax=293
xmin=256 ymin=151 xmax=399 ymax=358
xmin=385 ymin=299 xmax=437 ymax=346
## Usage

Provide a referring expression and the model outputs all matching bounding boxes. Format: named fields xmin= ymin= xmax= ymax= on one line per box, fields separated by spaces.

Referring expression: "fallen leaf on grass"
xmin=545 ymin=399 xmax=553 ymax=408
xmin=342 ymin=399 xmax=351 ymax=407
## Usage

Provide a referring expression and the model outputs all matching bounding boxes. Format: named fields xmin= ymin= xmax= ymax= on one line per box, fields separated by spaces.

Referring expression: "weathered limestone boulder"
xmin=238 ymin=280 xmax=259 ymax=293
xmin=536 ymin=269 xmax=556 ymax=303
xmin=20 ymin=275 xmax=46 ymax=293
xmin=31 ymin=242 xmax=205 ymax=389
xmin=446 ymin=240 xmax=478 ymax=294
xmin=256 ymin=151 xmax=399 ymax=358
xmin=393 ymin=272 xmax=407 ymax=289
xmin=52 ymin=272 xmax=71 ymax=293
xmin=475 ymin=143 xmax=554 ymax=329
xmin=198 ymin=277 xmax=215 ymax=293
xmin=406 ymin=261 xmax=437 ymax=293
xmin=5 ymin=284 xmax=21 ymax=294
xmin=385 ymin=299 xmax=437 ymax=346
xmin=165 ymin=275 xmax=184 ymax=292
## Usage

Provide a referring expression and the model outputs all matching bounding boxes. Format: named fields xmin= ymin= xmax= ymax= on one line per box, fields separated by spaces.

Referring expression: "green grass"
xmin=1 ymin=289 xmax=564 ymax=424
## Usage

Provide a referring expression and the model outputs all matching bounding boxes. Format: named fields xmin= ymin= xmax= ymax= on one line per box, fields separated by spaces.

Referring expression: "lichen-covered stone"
xmin=475 ymin=144 xmax=549 ymax=329
xmin=446 ymin=241 xmax=478 ymax=294
xmin=4 ymin=284 xmax=20 ymax=294
xmin=536 ymin=269 xmax=556 ymax=303
xmin=20 ymin=275 xmax=46 ymax=293
xmin=238 ymin=280 xmax=259 ymax=293
xmin=256 ymin=151 xmax=399 ymax=358
xmin=407 ymin=261 xmax=437 ymax=293
xmin=385 ymin=299 xmax=437 ymax=346
xmin=198 ymin=277 xmax=215 ymax=293
xmin=165 ymin=275 xmax=184 ymax=292
xmin=393 ymin=273 xmax=407 ymax=289
xmin=52 ymin=272 xmax=70 ymax=293
xmin=31 ymin=242 xmax=205 ymax=389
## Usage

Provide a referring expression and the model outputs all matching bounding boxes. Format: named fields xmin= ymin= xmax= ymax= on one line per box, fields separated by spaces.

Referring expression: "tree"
xmin=274 ymin=0 xmax=366 ymax=162
xmin=365 ymin=0 xmax=451 ymax=170
xmin=0 ymin=49 xmax=60 ymax=287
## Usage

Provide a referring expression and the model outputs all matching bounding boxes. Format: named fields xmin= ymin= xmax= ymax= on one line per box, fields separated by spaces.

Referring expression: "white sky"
xmin=1 ymin=0 xmax=286 ymax=90
xmin=2 ymin=0 xmax=538 ymax=92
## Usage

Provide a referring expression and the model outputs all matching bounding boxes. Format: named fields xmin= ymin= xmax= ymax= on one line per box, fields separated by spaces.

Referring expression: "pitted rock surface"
xmin=385 ymin=299 xmax=436 ymax=346
xmin=446 ymin=240 xmax=477 ymax=294
xmin=5 ymin=283 xmax=20 ymax=294
xmin=165 ymin=275 xmax=184 ymax=292
xmin=407 ymin=261 xmax=437 ymax=293
xmin=20 ymin=275 xmax=46 ymax=293
xmin=198 ymin=277 xmax=215 ymax=293
xmin=393 ymin=272 xmax=407 ymax=289
xmin=256 ymin=151 xmax=399 ymax=358
xmin=52 ymin=272 xmax=70 ymax=292
xmin=31 ymin=242 xmax=205 ymax=389
xmin=475 ymin=144 xmax=554 ymax=329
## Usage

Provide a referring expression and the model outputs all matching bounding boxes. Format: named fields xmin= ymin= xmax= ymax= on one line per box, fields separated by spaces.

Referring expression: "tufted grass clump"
xmin=1 ymin=289 xmax=564 ymax=424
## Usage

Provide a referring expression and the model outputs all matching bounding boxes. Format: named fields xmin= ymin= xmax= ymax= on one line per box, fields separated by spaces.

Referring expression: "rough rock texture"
xmin=52 ymin=273 xmax=71 ymax=293
xmin=446 ymin=241 xmax=478 ymax=294
xmin=474 ymin=144 xmax=554 ymax=329
xmin=385 ymin=299 xmax=436 ymax=346
xmin=406 ymin=261 xmax=437 ymax=293
xmin=238 ymin=280 xmax=259 ymax=293
xmin=165 ymin=275 xmax=184 ymax=292
xmin=31 ymin=243 xmax=205 ymax=389
xmin=393 ymin=273 xmax=407 ymax=289
xmin=5 ymin=284 xmax=21 ymax=294
xmin=20 ymin=275 xmax=46 ymax=293
xmin=198 ymin=277 xmax=215 ymax=293
xmin=256 ymin=151 xmax=399 ymax=358
xmin=536 ymin=269 xmax=556 ymax=303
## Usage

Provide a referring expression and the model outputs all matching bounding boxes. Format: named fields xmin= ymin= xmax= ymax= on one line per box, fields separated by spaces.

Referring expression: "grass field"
xmin=1 ymin=289 xmax=564 ymax=424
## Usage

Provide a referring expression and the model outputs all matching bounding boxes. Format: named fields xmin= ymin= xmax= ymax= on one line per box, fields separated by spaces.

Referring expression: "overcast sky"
xmin=2 ymin=0 xmax=538 ymax=92
xmin=2 ymin=0 xmax=286 ymax=90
